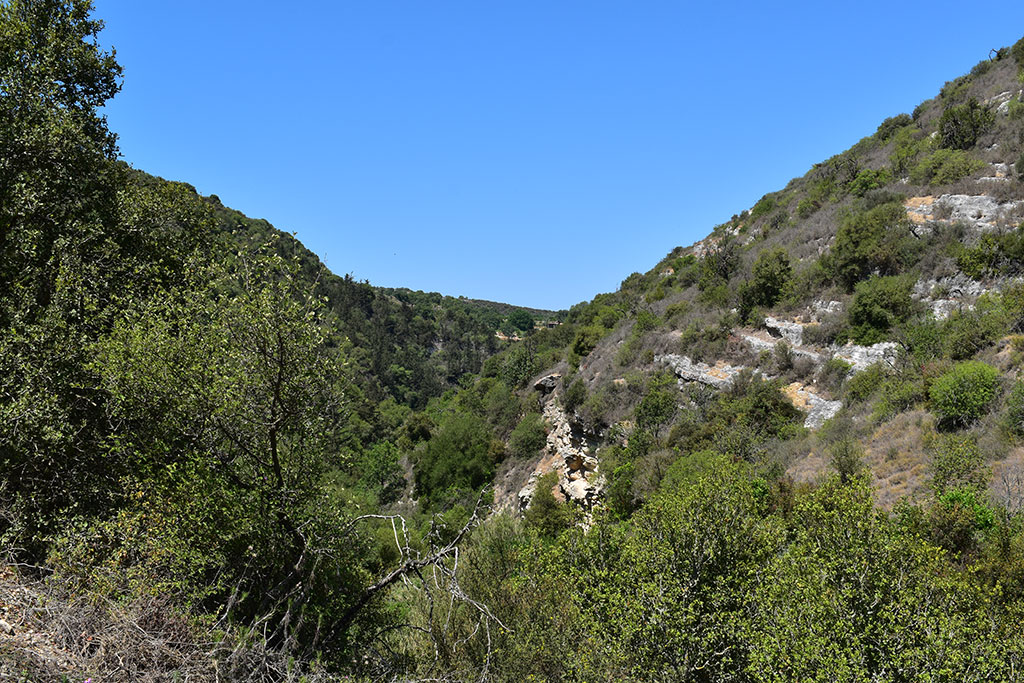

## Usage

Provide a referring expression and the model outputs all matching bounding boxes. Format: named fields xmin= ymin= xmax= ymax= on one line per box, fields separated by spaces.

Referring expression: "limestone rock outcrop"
xmin=518 ymin=399 xmax=604 ymax=511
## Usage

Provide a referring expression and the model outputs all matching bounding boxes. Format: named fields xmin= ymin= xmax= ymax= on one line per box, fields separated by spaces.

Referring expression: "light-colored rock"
xmin=933 ymin=194 xmax=1023 ymax=231
xmin=765 ymin=316 xmax=804 ymax=346
xmin=831 ymin=341 xmax=897 ymax=373
xmin=783 ymin=382 xmax=842 ymax=429
xmin=812 ymin=300 xmax=843 ymax=317
xmin=656 ymin=354 xmax=749 ymax=390
xmin=518 ymin=399 xmax=603 ymax=512
xmin=533 ymin=373 xmax=561 ymax=394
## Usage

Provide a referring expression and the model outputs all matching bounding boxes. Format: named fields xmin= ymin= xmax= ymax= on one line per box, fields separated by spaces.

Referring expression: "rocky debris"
xmin=783 ymin=382 xmax=842 ymax=429
xmin=533 ymin=373 xmax=561 ymax=394
xmin=812 ymin=300 xmax=843 ymax=318
xmin=656 ymin=354 xmax=749 ymax=390
xmin=518 ymin=399 xmax=603 ymax=511
xmin=832 ymin=341 xmax=897 ymax=372
xmin=765 ymin=316 xmax=805 ymax=346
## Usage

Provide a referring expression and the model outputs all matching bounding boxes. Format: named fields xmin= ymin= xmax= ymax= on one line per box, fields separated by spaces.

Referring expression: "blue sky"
xmin=93 ymin=1 xmax=1024 ymax=310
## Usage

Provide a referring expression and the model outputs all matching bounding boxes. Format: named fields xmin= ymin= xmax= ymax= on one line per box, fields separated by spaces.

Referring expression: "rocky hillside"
xmin=498 ymin=39 xmax=1024 ymax=516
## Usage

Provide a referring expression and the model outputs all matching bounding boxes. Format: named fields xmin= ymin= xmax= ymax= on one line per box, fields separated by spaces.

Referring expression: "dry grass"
xmin=0 ymin=563 xmax=328 ymax=682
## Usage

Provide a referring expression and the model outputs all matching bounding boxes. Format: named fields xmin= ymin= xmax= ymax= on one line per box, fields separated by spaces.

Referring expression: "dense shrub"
xmin=847 ymin=275 xmax=919 ymax=344
xmin=941 ymin=294 xmax=1011 ymax=360
xmin=415 ymin=412 xmax=502 ymax=507
xmin=928 ymin=361 xmax=999 ymax=428
xmin=848 ymin=168 xmax=893 ymax=197
xmin=938 ymin=99 xmax=994 ymax=150
xmin=825 ymin=202 xmax=919 ymax=290
xmin=910 ymin=149 xmax=985 ymax=185
xmin=562 ymin=377 xmax=587 ymax=413
xmin=875 ymin=113 xmax=912 ymax=141
xmin=524 ymin=472 xmax=571 ymax=537
xmin=845 ymin=363 xmax=887 ymax=403
xmin=508 ymin=412 xmax=548 ymax=458
xmin=739 ymin=247 xmax=792 ymax=321
xmin=1004 ymin=381 xmax=1024 ymax=437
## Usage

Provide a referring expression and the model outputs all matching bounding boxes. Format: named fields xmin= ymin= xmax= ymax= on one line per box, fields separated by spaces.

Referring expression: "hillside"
xmin=5 ymin=1 xmax=1024 ymax=680
xmin=496 ymin=41 xmax=1024 ymax=515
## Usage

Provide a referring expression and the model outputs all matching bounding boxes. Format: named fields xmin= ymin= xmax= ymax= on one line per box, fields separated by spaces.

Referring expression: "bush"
xmin=941 ymin=294 xmax=1011 ymax=360
xmin=524 ymin=472 xmax=571 ymax=537
xmin=930 ymin=435 xmax=989 ymax=495
xmin=875 ymin=113 xmax=912 ymax=141
xmin=928 ymin=361 xmax=999 ymax=428
xmin=829 ymin=438 xmax=865 ymax=484
xmin=845 ymin=363 xmax=887 ymax=402
xmin=509 ymin=413 xmax=548 ymax=458
xmin=739 ymin=248 xmax=791 ymax=321
xmin=563 ymin=377 xmax=587 ymax=413
xmin=825 ymin=202 xmax=918 ymax=289
xmin=848 ymin=168 xmax=893 ymax=197
xmin=1004 ymin=381 xmax=1024 ymax=437
xmin=847 ymin=275 xmax=919 ymax=344
xmin=910 ymin=149 xmax=985 ymax=185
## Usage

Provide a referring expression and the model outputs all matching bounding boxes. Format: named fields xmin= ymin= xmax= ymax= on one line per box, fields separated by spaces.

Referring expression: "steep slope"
xmin=502 ymin=40 xmax=1024 ymax=515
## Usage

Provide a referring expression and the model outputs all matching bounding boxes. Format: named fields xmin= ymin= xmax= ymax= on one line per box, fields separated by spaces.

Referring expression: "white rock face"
xmin=831 ymin=341 xmax=897 ymax=373
xmin=812 ymin=300 xmax=843 ymax=317
xmin=518 ymin=399 xmax=603 ymax=511
xmin=934 ymin=194 xmax=1023 ymax=231
xmin=765 ymin=316 xmax=804 ymax=346
xmin=783 ymin=382 xmax=843 ymax=429
xmin=656 ymin=354 xmax=749 ymax=390
xmin=912 ymin=272 xmax=994 ymax=320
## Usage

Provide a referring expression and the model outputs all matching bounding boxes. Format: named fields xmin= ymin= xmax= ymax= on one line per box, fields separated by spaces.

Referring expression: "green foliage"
xmin=875 ymin=113 xmax=912 ymax=141
xmin=930 ymin=435 xmax=989 ymax=495
xmin=910 ymin=148 xmax=985 ymax=185
xmin=845 ymin=363 xmax=887 ymax=402
xmin=825 ymin=202 xmax=919 ymax=290
xmin=697 ymin=236 xmax=739 ymax=300
xmin=847 ymin=274 xmax=919 ymax=344
xmin=938 ymin=98 xmax=995 ymax=150
xmin=941 ymin=293 xmax=1012 ymax=360
xmin=889 ymin=125 xmax=931 ymax=175
xmin=928 ymin=361 xmax=999 ymax=428
xmin=508 ymin=412 xmax=547 ymax=458
xmin=506 ymin=308 xmax=534 ymax=332
xmin=562 ymin=377 xmax=587 ymax=413
xmin=524 ymin=472 xmax=571 ymax=537
xmin=571 ymin=323 xmax=605 ymax=360
xmin=739 ymin=247 xmax=792 ymax=321
xmin=828 ymin=438 xmax=866 ymax=484
xmin=1012 ymin=34 xmax=1024 ymax=74
xmin=956 ymin=228 xmax=1024 ymax=279
xmin=750 ymin=194 xmax=777 ymax=220
xmin=634 ymin=374 xmax=678 ymax=434
xmin=415 ymin=412 xmax=500 ymax=508
xmin=1004 ymin=380 xmax=1024 ymax=437
xmin=848 ymin=168 xmax=893 ymax=197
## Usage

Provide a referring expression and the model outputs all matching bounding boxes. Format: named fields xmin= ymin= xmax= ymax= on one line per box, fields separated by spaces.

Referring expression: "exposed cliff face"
xmin=515 ymin=398 xmax=604 ymax=513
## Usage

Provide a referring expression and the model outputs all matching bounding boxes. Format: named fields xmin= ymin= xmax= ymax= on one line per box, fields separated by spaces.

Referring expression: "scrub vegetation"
xmin=7 ymin=2 xmax=1024 ymax=680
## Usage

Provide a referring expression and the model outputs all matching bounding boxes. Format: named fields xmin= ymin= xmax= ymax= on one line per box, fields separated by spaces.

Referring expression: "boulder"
xmin=533 ymin=373 xmax=561 ymax=394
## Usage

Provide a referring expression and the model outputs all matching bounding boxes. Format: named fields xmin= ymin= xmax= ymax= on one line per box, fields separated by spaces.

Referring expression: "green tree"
xmin=938 ymin=98 xmax=995 ymax=150
xmin=929 ymin=361 xmax=1000 ymax=429
xmin=507 ymin=308 xmax=535 ymax=332
xmin=825 ymin=202 xmax=918 ymax=290
xmin=739 ymin=247 xmax=792 ymax=320
xmin=847 ymin=274 xmax=919 ymax=344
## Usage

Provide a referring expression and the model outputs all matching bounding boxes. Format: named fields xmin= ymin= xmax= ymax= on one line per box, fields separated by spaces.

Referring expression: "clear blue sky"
xmin=93 ymin=1 xmax=1024 ymax=310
